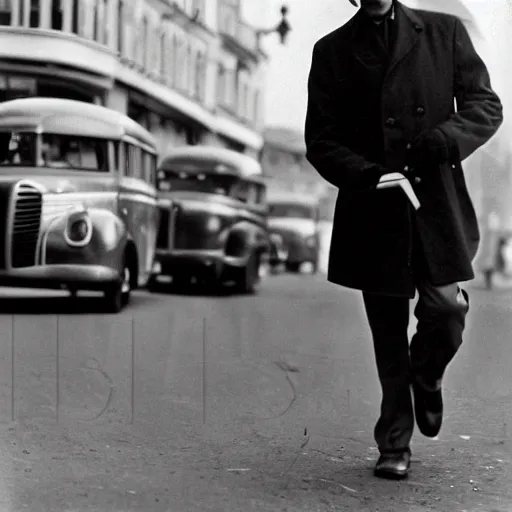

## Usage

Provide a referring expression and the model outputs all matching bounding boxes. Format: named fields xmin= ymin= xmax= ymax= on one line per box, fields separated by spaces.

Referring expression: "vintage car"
xmin=0 ymin=97 xmax=159 ymax=312
xmin=267 ymin=191 xmax=321 ymax=273
xmin=150 ymin=146 xmax=272 ymax=293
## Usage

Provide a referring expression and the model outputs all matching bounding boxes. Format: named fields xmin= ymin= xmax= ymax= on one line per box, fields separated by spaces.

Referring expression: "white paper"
xmin=377 ymin=173 xmax=421 ymax=210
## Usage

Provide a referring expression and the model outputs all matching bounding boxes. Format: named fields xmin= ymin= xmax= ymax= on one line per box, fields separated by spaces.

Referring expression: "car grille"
xmin=173 ymin=207 xmax=211 ymax=250
xmin=157 ymin=206 xmax=170 ymax=249
xmin=10 ymin=183 xmax=42 ymax=268
xmin=156 ymin=204 xmax=179 ymax=251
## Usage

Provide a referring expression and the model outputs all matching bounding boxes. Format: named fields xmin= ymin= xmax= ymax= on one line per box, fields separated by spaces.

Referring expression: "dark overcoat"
xmin=305 ymin=2 xmax=503 ymax=297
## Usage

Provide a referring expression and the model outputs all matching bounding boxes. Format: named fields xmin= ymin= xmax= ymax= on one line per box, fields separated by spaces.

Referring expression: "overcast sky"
xmin=243 ymin=0 xmax=510 ymax=133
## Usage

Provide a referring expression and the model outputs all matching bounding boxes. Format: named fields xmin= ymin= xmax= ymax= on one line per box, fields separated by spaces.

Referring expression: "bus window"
xmin=254 ymin=183 xmax=266 ymax=205
xmin=0 ymin=132 xmax=37 ymax=166
xmin=41 ymin=134 xmax=108 ymax=171
xmin=245 ymin=183 xmax=260 ymax=205
xmin=143 ymin=151 xmax=157 ymax=186
xmin=123 ymin=142 xmax=131 ymax=176
xmin=113 ymin=140 xmax=120 ymax=170
xmin=232 ymin=180 xmax=249 ymax=203
xmin=126 ymin=144 xmax=143 ymax=180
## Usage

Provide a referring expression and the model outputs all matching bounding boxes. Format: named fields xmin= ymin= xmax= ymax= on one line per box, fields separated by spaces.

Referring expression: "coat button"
xmin=385 ymin=117 xmax=396 ymax=127
xmin=415 ymin=106 xmax=425 ymax=116
xmin=404 ymin=165 xmax=409 ymax=172
xmin=414 ymin=177 xmax=422 ymax=184
xmin=406 ymin=143 xmax=411 ymax=150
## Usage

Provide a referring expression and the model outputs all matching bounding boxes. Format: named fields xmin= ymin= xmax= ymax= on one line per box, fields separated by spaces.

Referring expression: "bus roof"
xmin=0 ymin=97 xmax=156 ymax=150
xmin=267 ymin=190 xmax=319 ymax=207
xmin=159 ymin=146 xmax=263 ymax=179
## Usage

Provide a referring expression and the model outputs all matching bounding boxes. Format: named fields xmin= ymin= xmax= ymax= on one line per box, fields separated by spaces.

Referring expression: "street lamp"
xmin=256 ymin=5 xmax=291 ymax=45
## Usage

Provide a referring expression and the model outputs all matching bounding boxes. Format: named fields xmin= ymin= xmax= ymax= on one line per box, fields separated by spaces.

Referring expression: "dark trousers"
xmin=362 ymin=235 xmax=470 ymax=454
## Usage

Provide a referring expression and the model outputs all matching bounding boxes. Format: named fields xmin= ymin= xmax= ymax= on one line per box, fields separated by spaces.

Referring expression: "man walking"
xmin=305 ymin=0 xmax=503 ymax=479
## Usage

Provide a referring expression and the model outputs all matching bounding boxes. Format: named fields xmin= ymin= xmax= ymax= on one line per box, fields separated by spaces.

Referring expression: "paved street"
xmin=0 ymin=275 xmax=511 ymax=511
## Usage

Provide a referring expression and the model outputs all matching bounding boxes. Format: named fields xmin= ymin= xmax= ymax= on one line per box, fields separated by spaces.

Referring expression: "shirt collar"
xmin=368 ymin=2 xmax=396 ymax=25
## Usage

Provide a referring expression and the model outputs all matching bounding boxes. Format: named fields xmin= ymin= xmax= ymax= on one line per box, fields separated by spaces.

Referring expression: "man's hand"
xmin=407 ymin=128 xmax=452 ymax=173
xmin=365 ymin=163 xmax=389 ymax=189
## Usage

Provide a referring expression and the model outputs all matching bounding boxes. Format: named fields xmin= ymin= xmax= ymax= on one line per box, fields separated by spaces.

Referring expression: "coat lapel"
xmin=347 ymin=2 xmax=424 ymax=74
xmin=387 ymin=3 xmax=424 ymax=75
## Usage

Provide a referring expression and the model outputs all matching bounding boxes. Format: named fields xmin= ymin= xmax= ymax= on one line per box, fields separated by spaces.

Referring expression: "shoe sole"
xmin=374 ymin=468 xmax=409 ymax=480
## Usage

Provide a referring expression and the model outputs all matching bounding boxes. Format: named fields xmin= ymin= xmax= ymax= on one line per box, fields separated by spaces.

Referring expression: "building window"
xmin=29 ymin=0 xmax=40 ymax=28
xmin=175 ymin=38 xmax=185 ymax=90
xmin=102 ymin=0 xmax=108 ymax=45
xmin=242 ymin=83 xmax=248 ymax=119
xmin=160 ymin=32 xmax=166 ymax=78
xmin=192 ymin=0 xmax=204 ymax=23
xmin=71 ymin=0 xmax=79 ymax=34
xmin=117 ymin=0 xmax=124 ymax=54
xmin=141 ymin=15 xmax=148 ymax=70
xmin=217 ymin=64 xmax=226 ymax=104
xmin=51 ymin=0 xmax=63 ymax=30
xmin=195 ymin=52 xmax=204 ymax=101
xmin=93 ymin=0 xmax=98 ymax=40
xmin=189 ymin=48 xmax=197 ymax=97
xmin=253 ymin=89 xmax=260 ymax=123
xmin=183 ymin=43 xmax=191 ymax=92
xmin=170 ymin=34 xmax=178 ymax=85
xmin=0 ymin=0 xmax=11 ymax=26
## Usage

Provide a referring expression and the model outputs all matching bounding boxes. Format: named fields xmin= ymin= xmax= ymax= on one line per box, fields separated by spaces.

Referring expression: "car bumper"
xmin=154 ymin=249 xmax=251 ymax=277
xmin=0 ymin=264 xmax=120 ymax=291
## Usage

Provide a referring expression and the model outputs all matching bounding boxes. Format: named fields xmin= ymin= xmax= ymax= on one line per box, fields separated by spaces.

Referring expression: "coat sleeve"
xmin=304 ymin=42 xmax=385 ymax=190
xmin=437 ymin=17 xmax=503 ymax=162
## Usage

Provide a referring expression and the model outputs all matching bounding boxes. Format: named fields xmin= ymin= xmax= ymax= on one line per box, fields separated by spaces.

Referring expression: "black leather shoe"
xmin=374 ymin=451 xmax=411 ymax=480
xmin=412 ymin=377 xmax=443 ymax=438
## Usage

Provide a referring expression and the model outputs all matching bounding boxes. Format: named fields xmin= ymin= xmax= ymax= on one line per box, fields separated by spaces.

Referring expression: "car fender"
xmin=223 ymin=220 xmax=270 ymax=260
xmin=41 ymin=207 xmax=128 ymax=269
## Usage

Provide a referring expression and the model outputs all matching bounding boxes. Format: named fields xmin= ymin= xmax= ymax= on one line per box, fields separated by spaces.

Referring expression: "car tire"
xmin=286 ymin=261 xmax=301 ymax=273
xmin=104 ymin=283 xmax=123 ymax=313
xmin=103 ymin=256 xmax=131 ymax=313
xmin=147 ymin=275 xmax=159 ymax=292
xmin=235 ymin=252 xmax=260 ymax=294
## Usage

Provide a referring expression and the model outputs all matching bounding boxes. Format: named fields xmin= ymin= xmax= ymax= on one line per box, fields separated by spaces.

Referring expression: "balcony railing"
xmin=218 ymin=2 xmax=259 ymax=57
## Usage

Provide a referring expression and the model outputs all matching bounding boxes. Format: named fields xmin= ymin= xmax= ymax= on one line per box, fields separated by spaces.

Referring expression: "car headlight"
xmin=64 ymin=210 xmax=93 ymax=247
xmin=206 ymin=216 xmax=222 ymax=233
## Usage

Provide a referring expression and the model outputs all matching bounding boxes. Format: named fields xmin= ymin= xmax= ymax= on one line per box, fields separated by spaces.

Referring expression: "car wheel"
xmin=103 ymin=257 xmax=131 ymax=313
xmin=235 ymin=252 xmax=260 ymax=294
xmin=286 ymin=261 xmax=301 ymax=273
xmin=120 ymin=263 xmax=132 ymax=306
xmin=147 ymin=275 xmax=159 ymax=292
xmin=104 ymin=283 xmax=123 ymax=313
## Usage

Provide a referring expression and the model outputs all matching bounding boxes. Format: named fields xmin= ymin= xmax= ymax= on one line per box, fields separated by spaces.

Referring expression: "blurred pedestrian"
xmin=305 ymin=0 xmax=503 ymax=479
xmin=481 ymin=211 xmax=501 ymax=289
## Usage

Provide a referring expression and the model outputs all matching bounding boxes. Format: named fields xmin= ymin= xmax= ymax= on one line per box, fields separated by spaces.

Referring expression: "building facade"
xmin=0 ymin=0 xmax=267 ymax=158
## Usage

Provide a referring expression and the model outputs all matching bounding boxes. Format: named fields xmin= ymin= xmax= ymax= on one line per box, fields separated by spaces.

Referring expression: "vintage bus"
xmin=151 ymin=146 xmax=275 ymax=293
xmin=0 ymin=97 xmax=159 ymax=312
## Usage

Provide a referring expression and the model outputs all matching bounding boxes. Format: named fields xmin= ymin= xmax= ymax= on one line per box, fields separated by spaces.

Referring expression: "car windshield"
xmin=0 ymin=131 xmax=108 ymax=171
xmin=268 ymin=202 xmax=314 ymax=219
xmin=157 ymin=168 xmax=238 ymax=195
